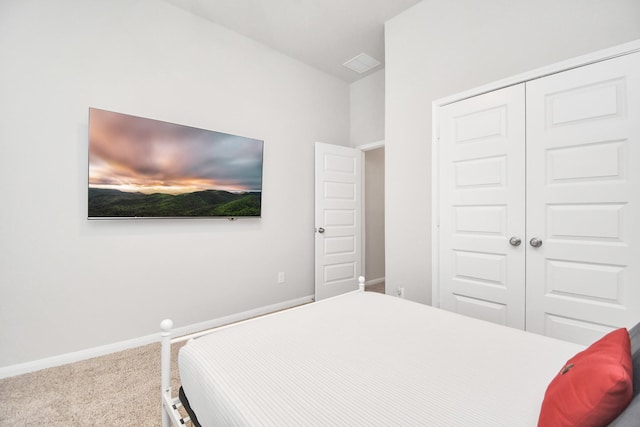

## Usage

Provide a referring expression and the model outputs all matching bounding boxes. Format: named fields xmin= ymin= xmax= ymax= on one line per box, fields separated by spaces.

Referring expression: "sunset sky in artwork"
xmin=89 ymin=109 xmax=263 ymax=195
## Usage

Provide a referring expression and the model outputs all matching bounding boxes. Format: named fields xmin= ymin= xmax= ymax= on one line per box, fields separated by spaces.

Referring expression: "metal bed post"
xmin=358 ymin=276 xmax=365 ymax=292
xmin=160 ymin=319 xmax=173 ymax=427
xmin=160 ymin=319 xmax=194 ymax=427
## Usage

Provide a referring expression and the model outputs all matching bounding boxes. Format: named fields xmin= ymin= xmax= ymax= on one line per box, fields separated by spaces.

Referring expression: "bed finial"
xmin=358 ymin=276 xmax=366 ymax=292
xmin=160 ymin=318 xmax=173 ymax=332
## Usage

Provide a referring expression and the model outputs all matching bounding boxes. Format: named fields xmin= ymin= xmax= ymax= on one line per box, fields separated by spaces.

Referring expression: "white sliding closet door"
xmin=438 ymin=84 xmax=526 ymax=329
xmin=525 ymin=52 xmax=640 ymax=344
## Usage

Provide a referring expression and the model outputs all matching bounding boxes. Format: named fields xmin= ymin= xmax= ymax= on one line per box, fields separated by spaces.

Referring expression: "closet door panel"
xmin=525 ymin=52 xmax=640 ymax=345
xmin=438 ymin=84 xmax=526 ymax=329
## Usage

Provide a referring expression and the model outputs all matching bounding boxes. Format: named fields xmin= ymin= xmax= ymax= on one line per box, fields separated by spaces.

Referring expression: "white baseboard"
xmin=0 ymin=331 xmax=160 ymax=380
xmin=0 ymin=294 xmax=314 ymax=380
xmin=365 ymin=276 xmax=385 ymax=286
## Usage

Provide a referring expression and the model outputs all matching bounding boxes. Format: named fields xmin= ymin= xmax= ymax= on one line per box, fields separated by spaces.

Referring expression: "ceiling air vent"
xmin=343 ymin=53 xmax=381 ymax=74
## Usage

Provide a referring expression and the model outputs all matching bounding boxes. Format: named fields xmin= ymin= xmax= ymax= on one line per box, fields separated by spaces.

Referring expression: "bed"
xmin=161 ymin=282 xmax=640 ymax=426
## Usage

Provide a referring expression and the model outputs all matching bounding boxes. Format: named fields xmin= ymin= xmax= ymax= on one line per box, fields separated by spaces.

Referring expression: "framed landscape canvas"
xmin=88 ymin=108 xmax=263 ymax=219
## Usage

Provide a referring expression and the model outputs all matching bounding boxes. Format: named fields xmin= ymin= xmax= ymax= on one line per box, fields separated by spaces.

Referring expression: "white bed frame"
xmin=160 ymin=277 xmax=367 ymax=427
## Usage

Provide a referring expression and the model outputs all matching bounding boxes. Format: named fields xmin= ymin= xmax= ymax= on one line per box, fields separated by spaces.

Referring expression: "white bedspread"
xmin=179 ymin=291 xmax=584 ymax=426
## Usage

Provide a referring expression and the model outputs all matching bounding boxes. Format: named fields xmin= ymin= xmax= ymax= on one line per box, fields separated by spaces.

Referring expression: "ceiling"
xmin=163 ymin=0 xmax=422 ymax=83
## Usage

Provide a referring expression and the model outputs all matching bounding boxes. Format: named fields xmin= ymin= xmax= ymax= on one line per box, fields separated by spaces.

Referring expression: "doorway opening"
xmin=363 ymin=145 xmax=385 ymax=294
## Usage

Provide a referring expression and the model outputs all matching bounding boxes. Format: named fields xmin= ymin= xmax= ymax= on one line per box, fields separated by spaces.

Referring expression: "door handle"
xmin=509 ymin=237 xmax=521 ymax=246
xmin=317 ymin=227 xmax=325 ymax=234
xmin=529 ymin=237 xmax=543 ymax=248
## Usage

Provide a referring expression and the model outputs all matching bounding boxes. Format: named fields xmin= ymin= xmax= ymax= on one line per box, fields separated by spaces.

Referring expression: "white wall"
xmin=385 ymin=0 xmax=640 ymax=303
xmin=0 ymin=0 xmax=349 ymax=368
xmin=350 ymin=69 xmax=385 ymax=146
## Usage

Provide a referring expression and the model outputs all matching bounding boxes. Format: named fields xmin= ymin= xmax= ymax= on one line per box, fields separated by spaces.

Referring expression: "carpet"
xmin=0 ymin=341 xmax=185 ymax=426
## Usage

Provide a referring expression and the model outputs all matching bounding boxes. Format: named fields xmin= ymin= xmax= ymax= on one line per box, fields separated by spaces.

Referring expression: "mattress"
xmin=179 ymin=291 xmax=584 ymax=426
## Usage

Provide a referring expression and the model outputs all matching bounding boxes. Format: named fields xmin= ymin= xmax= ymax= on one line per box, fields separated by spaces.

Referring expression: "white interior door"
xmin=315 ymin=142 xmax=362 ymax=301
xmin=438 ymin=84 xmax=526 ymax=328
xmin=525 ymin=52 xmax=640 ymax=345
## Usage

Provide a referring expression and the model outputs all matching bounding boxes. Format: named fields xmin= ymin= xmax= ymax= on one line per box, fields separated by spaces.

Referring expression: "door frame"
xmin=431 ymin=39 xmax=640 ymax=307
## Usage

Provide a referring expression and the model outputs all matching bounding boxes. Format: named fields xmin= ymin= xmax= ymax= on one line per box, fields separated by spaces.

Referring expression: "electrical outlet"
xmin=278 ymin=272 xmax=285 ymax=284
xmin=397 ymin=287 xmax=405 ymax=298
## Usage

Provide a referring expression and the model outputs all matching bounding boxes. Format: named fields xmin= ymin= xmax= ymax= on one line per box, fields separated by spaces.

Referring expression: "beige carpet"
xmin=0 ymin=341 xmax=185 ymax=426
xmin=0 ymin=286 xmax=385 ymax=426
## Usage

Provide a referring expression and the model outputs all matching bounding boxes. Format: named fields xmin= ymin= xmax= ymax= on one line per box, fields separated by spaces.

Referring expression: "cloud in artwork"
xmin=88 ymin=109 xmax=263 ymax=195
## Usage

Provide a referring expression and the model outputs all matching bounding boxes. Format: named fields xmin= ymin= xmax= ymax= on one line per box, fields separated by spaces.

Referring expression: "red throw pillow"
xmin=538 ymin=328 xmax=633 ymax=427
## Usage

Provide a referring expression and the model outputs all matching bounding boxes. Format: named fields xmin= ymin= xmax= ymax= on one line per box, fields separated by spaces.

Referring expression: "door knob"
xmin=509 ymin=237 xmax=521 ymax=246
xmin=529 ymin=237 xmax=543 ymax=248
xmin=317 ymin=227 xmax=325 ymax=234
